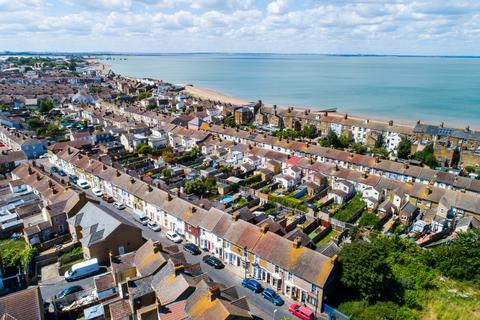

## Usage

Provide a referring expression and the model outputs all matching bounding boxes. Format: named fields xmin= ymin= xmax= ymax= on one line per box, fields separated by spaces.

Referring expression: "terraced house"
xmin=48 ymin=146 xmax=338 ymax=311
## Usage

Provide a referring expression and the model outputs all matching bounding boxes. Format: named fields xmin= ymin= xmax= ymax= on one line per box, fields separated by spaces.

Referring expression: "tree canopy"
xmin=397 ymin=137 xmax=412 ymax=159
xmin=414 ymin=143 xmax=437 ymax=168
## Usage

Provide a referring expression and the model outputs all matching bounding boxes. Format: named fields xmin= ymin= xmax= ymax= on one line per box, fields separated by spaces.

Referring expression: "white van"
xmin=64 ymin=258 xmax=100 ymax=282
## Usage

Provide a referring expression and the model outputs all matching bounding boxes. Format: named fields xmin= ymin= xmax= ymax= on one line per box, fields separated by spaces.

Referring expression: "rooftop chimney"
xmin=389 ymin=120 xmax=393 ymax=126
xmin=260 ymin=223 xmax=269 ymax=234
xmin=208 ymin=286 xmax=221 ymax=302
xmin=152 ymin=242 xmax=162 ymax=255
xmin=130 ymin=177 xmax=135 ymax=184
xmin=232 ymin=212 xmax=241 ymax=221
xmin=190 ymin=205 xmax=197 ymax=214
xmin=28 ymin=166 xmax=33 ymax=175
xmin=167 ymin=193 xmax=173 ymax=201
xmin=344 ymin=114 xmax=348 ymax=120
xmin=292 ymin=236 xmax=302 ymax=249
xmin=148 ymin=185 xmax=153 ymax=192
xmin=116 ymin=170 xmax=121 ymax=177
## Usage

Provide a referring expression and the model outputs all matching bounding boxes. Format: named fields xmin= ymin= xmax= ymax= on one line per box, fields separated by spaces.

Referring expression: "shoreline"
xmin=101 ymin=61 xmax=476 ymax=131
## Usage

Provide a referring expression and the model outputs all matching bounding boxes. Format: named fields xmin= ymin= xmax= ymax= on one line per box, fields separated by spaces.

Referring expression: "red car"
xmin=288 ymin=304 xmax=315 ymax=320
xmin=102 ymin=194 xmax=114 ymax=203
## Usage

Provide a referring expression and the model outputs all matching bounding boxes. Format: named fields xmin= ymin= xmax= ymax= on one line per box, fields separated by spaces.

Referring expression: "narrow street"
xmin=36 ymin=167 xmax=293 ymax=319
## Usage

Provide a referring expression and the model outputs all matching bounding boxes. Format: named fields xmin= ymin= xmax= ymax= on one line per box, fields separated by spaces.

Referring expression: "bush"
xmin=358 ymin=212 xmax=381 ymax=228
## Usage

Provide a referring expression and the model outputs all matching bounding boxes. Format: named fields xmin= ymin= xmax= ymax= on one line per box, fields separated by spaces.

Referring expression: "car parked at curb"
xmin=241 ymin=278 xmax=263 ymax=293
xmin=183 ymin=243 xmax=201 ymax=255
xmin=77 ymin=180 xmax=90 ymax=189
xmin=58 ymin=170 xmax=67 ymax=177
xmin=113 ymin=202 xmax=125 ymax=210
xmin=102 ymin=194 xmax=114 ymax=203
xmin=57 ymin=285 xmax=83 ymax=299
xmin=166 ymin=231 xmax=182 ymax=243
xmin=92 ymin=188 xmax=103 ymax=197
xmin=147 ymin=221 xmax=161 ymax=232
xmin=289 ymin=304 xmax=315 ymax=320
xmin=202 ymin=255 xmax=224 ymax=269
xmin=262 ymin=288 xmax=284 ymax=306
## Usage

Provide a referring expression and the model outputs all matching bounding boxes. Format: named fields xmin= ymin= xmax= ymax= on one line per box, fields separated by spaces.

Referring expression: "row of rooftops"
xmin=49 ymin=146 xmax=335 ymax=288
xmin=204 ymin=125 xmax=480 ymax=194
xmin=199 ymin=136 xmax=480 ymax=214
xmin=259 ymin=105 xmax=415 ymax=135
xmin=414 ymin=123 xmax=480 ymax=141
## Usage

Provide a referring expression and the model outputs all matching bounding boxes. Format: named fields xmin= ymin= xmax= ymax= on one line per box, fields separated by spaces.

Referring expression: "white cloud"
xmin=267 ymin=0 xmax=290 ymax=15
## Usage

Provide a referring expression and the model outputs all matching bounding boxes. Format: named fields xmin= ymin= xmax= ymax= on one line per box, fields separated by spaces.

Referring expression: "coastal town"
xmin=0 ymin=56 xmax=479 ymax=320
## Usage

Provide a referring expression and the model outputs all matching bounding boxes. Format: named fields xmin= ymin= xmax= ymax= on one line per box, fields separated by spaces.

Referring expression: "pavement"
xmin=37 ymin=163 xmax=294 ymax=320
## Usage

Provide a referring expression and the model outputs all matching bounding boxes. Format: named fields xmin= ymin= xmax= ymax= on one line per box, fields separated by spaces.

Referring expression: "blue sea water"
xmin=105 ymin=54 xmax=480 ymax=127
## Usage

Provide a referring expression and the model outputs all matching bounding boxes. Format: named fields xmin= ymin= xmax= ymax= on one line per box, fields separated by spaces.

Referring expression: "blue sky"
xmin=0 ymin=0 xmax=479 ymax=55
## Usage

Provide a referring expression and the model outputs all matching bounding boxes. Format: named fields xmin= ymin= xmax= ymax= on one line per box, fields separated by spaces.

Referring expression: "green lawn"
xmin=333 ymin=195 xmax=366 ymax=222
xmin=315 ymin=229 xmax=340 ymax=246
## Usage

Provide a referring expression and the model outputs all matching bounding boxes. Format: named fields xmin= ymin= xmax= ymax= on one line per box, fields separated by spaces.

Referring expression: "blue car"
xmin=241 ymin=278 xmax=263 ymax=293
xmin=262 ymin=288 xmax=284 ymax=306
xmin=58 ymin=170 xmax=67 ymax=177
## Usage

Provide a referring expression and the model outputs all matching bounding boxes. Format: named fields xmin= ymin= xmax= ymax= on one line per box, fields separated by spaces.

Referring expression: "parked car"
xmin=166 ymin=231 xmax=182 ymax=243
xmin=133 ymin=211 xmax=149 ymax=225
xmin=102 ymin=194 xmax=114 ymax=203
xmin=69 ymin=175 xmax=78 ymax=184
xmin=58 ymin=170 xmax=67 ymax=177
xmin=57 ymin=285 xmax=83 ymax=298
xmin=92 ymin=188 xmax=103 ymax=197
xmin=39 ymin=153 xmax=49 ymax=159
xmin=77 ymin=180 xmax=90 ymax=189
xmin=113 ymin=202 xmax=125 ymax=210
xmin=289 ymin=304 xmax=315 ymax=320
xmin=183 ymin=243 xmax=201 ymax=255
xmin=147 ymin=221 xmax=161 ymax=232
xmin=262 ymin=288 xmax=284 ymax=306
xmin=51 ymin=166 xmax=59 ymax=173
xmin=202 ymin=255 xmax=224 ymax=269
xmin=241 ymin=278 xmax=263 ymax=293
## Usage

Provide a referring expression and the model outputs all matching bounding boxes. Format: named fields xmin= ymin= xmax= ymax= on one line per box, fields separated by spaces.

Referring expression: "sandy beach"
xmin=183 ymin=85 xmax=250 ymax=106
xmin=181 ymin=84 xmax=416 ymax=130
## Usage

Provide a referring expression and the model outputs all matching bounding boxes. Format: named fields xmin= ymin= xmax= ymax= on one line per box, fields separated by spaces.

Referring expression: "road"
xmin=38 ymin=161 xmax=293 ymax=319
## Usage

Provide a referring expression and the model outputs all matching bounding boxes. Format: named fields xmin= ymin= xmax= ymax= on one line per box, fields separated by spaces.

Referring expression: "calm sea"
xmin=105 ymin=54 xmax=480 ymax=128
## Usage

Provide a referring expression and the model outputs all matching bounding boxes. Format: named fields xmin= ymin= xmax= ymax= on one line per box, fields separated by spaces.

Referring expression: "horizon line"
xmin=1 ymin=51 xmax=480 ymax=58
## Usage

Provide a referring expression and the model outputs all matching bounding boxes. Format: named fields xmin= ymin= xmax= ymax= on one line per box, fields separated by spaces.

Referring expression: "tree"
xmin=375 ymin=132 xmax=384 ymax=148
xmin=39 ymin=100 xmax=54 ymax=114
xmin=223 ymin=116 xmax=237 ymax=128
xmin=160 ymin=167 xmax=172 ymax=178
xmin=147 ymin=103 xmax=157 ymax=110
xmin=414 ymin=143 xmax=437 ymax=168
xmin=26 ymin=118 xmax=43 ymax=129
xmin=184 ymin=178 xmax=205 ymax=195
xmin=301 ymin=125 xmax=317 ymax=139
xmin=450 ymin=147 xmax=461 ymax=168
xmin=339 ymin=240 xmax=393 ymax=302
xmin=321 ymin=131 xmax=341 ymax=148
xmin=350 ymin=143 xmax=368 ymax=155
xmin=45 ymin=124 xmax=61 ymax=137
xmin=397 ymin=137 xmax=412 ymax=159
xmin=427 ymin=229 xmax=480 ymax=283
xmin=136 ymin=143 xmax=152 ymax=155
xmin=370 ymin=147 xmax=389 ymax=158
xmin=339 ymin=133 xmax=350 ymax=148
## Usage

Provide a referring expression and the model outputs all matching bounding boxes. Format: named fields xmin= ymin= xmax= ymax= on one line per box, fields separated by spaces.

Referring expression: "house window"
xmin=275 ymin=266 xmax=279 ymax=273
xmin=311 ymin=284 xmax=318 ymax=292
xmin=288 ymin=272 xmax=293 ymax=281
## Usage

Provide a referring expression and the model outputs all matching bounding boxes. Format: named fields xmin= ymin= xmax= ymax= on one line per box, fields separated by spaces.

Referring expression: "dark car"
xmin=183 ymin=243 xmax=201 ymax=255
xmin=57 ymin=285 xmax=83 ymax=299
xmin=58 ymin=170 xmax=67 ymax=177
xmin=242 ymin=278 xmax=263 ymax=293
xmin=51 ymin=166 xmax=59 ymax=173
xmin=202 ymin=255 xmax=224 ymax=269
xmin=262 ymin=288 xmax=284 ymax=306
xmin=69 ymin=175 xmax=78 ymax=184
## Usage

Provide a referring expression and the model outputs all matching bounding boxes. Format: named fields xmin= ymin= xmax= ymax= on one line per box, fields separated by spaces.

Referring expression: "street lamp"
xmin=273 ymin=309 xmax=277 ymax=320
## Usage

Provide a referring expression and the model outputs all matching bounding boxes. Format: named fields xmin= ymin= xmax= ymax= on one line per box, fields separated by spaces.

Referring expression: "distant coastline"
xmin=2 ymin=51 xmax=480 ymax=58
